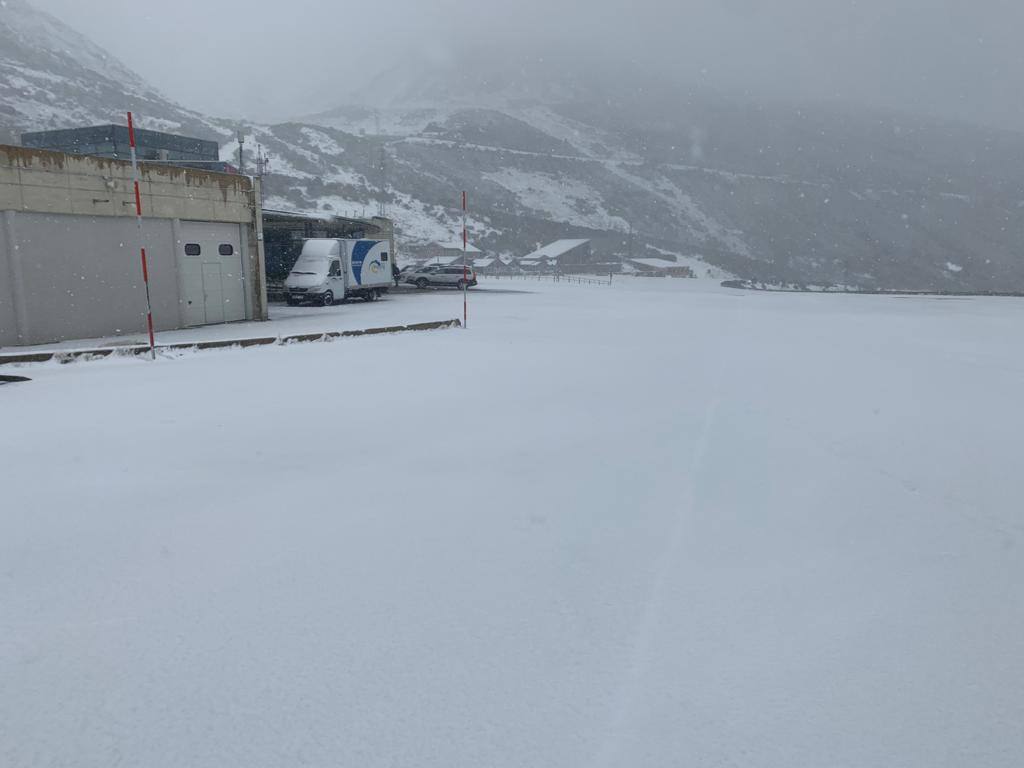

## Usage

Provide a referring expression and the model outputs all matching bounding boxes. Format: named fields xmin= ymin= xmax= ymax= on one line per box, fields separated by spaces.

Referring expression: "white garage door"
xmin=178 ymin=222 xmax=245 ymax=327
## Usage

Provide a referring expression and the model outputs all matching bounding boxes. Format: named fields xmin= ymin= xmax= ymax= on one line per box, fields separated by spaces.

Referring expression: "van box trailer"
xmin=285 ymin=238 xmax=393 ymax=306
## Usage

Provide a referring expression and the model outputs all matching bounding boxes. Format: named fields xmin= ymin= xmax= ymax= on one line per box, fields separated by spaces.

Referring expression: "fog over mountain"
xmin=5 ymin=0 xmax=1024 ymax=292
xmin=31 ymin=0 xmax=1024 ymax=131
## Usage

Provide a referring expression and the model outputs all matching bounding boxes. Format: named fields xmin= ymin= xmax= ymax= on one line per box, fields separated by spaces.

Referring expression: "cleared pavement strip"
xmin=0 ymin=319 xmax=462 ymax=367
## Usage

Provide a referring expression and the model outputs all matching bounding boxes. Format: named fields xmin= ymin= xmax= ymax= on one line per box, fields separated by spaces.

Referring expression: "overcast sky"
xmin=33 ymin=0 xmax=1024 ymax=130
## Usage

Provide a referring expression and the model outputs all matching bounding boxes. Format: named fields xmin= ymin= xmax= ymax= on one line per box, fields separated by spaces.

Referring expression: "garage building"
xmin=0 ymin=144 xmax=267 ymax=347
xmin=627 ymin=257 xmax=695 ymax=278
xmin=518 ymin=239 xmax=591 ymax=271
xmin=431 ymin=240 xmax=482 ymax=263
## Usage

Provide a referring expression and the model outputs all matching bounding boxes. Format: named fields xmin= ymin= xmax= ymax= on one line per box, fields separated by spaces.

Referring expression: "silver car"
xmin=404 ymin=264 xmax=478 ymax=289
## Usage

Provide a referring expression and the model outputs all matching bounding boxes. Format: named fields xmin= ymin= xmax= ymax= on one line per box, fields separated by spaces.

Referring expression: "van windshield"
xmin=290 ymin=258 xmax=327 ymax=275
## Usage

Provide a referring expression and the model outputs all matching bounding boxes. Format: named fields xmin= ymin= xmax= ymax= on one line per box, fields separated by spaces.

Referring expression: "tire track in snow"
xmin=590 ymin=398 xmax=721 ymax=768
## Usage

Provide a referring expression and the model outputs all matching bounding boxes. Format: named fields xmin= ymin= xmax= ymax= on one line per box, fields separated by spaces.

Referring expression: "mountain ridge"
xmin=2 ymin=0 xmax=1023 ymax=290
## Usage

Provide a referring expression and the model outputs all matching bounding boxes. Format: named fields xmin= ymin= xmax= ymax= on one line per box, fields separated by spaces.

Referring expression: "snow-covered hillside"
xmin=3 ymin=0 xmax=1024 ymax=290
xmin=246 ymin=62 xmax=1024 ymax=289
xmin=0 ymin=0 xmax=230 ymax=143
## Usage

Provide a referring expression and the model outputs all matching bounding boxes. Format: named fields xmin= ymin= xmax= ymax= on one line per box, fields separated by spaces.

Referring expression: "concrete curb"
xmin=0 ymin=318 xmax=462 ymax=367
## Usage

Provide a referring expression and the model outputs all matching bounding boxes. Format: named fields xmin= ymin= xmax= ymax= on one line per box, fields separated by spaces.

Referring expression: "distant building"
xmin=473 ymin=256 xmax=509 ymax=274
xmin=430 ymin=240 xmax=482 ymax=264
xmin=20 ymin=124 xmax=235 ymax=173
xmin=627 ymin=257 xmax=695 ymax=278
xmin=427 ymin=255 xmax=465 ymax=266
xmin=519 ymin=239 xmax=591 ymax=270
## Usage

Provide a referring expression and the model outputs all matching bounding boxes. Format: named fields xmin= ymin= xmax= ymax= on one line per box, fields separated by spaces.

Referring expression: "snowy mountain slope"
xmin=0 ymin=0 xmax=231 ymax=144
xmin=284 ymin=55 xmax=1024 ymax=288
xmin=2 ymin=0 xmax=1023 ymax=290
xmin=0 ymin=0 xmax=143 ymax=90
xmin=289 ymin=86 xmax=1024 ymax=290
xmin=299 ymin=104 xmax=459 ymax=138
xmin=251 ymin=107 xmax=764 ymax=266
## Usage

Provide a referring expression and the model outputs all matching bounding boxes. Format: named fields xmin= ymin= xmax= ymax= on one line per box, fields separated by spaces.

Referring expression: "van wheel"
xmin=456 ymin=279 xmax=466 ymax=290
xmin=286 ymin=297 xmax=300 ymax=306
xmin=364 ymin=290 xmax=377 ymax=302
xmin=416 ymin=278 xmax=428 ymax=289
xmin=321 ymin=291 xmax=334 ymax=307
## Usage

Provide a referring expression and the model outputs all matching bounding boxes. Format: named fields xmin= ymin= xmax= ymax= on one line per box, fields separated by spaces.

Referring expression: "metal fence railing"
xmin=485 ymin=273 xmax=613 ymax=286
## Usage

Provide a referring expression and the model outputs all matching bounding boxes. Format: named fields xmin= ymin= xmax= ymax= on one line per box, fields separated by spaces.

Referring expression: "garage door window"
xmin=219 ymin=244 xmax=234 ymax=256
xmin=184 ymin=243 xmax=201 ymax=256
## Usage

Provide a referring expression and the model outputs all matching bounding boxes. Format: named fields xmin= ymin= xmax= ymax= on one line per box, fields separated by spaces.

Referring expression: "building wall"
xmin=439 ymin=247 xmax=472 ymax=261
xmin=559 ymin=242 xmax=592 ymax=265
xmin=1 ymin=212 xmax=183 ymax=344
xmin=21 ymin=126 xmax=220 ymax=163
xmin=0 ymin=145 xmax=253 ymax=221
xmin=626 ymin=259 xmax=695 ymax=278
xmin=0 ymin=212 xmax=20 ymax=343
xmin=0 ymin=144 xmax=265 ymax=346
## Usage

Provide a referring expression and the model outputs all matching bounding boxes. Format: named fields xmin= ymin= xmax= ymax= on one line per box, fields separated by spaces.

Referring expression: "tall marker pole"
xmin=462 ymin=191 xmax=468 ymax=329
xmin=127 ymin=112 xmax=156 ymax=360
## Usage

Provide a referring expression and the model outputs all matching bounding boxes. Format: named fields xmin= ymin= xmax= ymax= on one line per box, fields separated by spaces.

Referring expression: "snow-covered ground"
xmin=0 ymin=287 xmax=472 ymax=355
xmin=3 ymin=278 xmax=1023 ymax=768
xmin=482 ymin=167 xmax=630 ymax=231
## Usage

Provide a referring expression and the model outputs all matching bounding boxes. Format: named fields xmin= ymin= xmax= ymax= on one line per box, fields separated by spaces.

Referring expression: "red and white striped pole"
xmin=127 ymin=112 xmax=156 ymax=360
xmin=462 ymin=191 xmax=468 ymax=329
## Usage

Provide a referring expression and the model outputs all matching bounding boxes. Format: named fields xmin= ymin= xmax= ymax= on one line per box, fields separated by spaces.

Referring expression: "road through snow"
xmin=2 ymin=278 xmax=1023 ymax=767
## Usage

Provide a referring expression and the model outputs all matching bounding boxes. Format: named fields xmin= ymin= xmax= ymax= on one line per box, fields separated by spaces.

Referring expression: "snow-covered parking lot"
xmin=3 ymin=277 xmax=1023 ymax=767
xmin=1 ymin=284 xmax=481 ymax=355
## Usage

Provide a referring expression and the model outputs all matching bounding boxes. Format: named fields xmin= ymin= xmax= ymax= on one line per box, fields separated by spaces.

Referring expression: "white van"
xmin=285 ymin=238 xmax=393 ymax=306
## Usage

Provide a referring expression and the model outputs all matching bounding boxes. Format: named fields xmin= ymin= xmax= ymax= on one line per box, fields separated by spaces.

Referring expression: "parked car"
xmin=401 ymin=264 xmax=439 ymax=283
xmin=403 ymin=264 xmax=478 ymax=289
